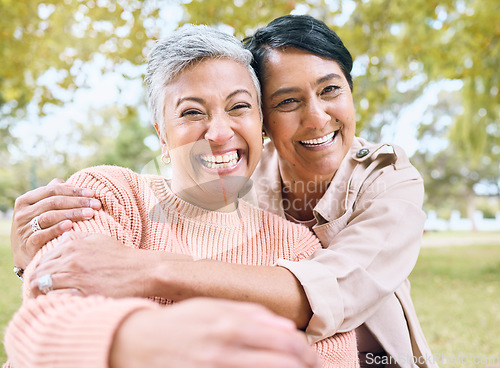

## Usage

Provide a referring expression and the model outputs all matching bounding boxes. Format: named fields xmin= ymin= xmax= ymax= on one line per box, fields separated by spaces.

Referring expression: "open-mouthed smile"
xmin=200 ymin=150 xmax=239 ymax=169
xmin=299 ymin=131 xmax=338 ymax=147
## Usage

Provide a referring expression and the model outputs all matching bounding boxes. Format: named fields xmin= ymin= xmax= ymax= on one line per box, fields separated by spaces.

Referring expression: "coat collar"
xmin=251 ymin=137 xmax=398 ymax=223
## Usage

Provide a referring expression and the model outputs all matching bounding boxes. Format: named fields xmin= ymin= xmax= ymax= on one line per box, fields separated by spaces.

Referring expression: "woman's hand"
xmin=11 ymin=179 xmax=102 ymax=269
xmin=30 ymin=232 xmax=159 ymax=298
xmin=110 ymin=298 xmax=320 ymax=368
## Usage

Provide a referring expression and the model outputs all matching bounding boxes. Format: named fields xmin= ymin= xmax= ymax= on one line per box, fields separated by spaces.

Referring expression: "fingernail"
xmin=82 ymin=208 xmax=94 ymax=218
xmin=81 ymin=189 xmax=94 ymax=197
xmin=59 ymin=220 xmax=73 ymax=230
xmin=90 ymin=199 xmax=101 ymax=209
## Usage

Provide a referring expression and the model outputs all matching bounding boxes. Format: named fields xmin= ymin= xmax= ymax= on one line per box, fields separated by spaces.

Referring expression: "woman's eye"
xmin=321 ymin=85 xmax=340 ymax=95
xmin=181 ymin=109 xmax=203 ymax=117
xmin=272 ymin=97 xmax=300 ymax=112
xmin=230 ymin=103 xmax=251 ymax=111
xmin=276 ymin=98 xmax=298 ymax=107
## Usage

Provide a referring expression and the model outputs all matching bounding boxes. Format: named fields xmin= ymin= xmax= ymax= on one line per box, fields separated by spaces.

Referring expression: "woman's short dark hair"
xmin=243 ymin=15 xmax=353 ymax=91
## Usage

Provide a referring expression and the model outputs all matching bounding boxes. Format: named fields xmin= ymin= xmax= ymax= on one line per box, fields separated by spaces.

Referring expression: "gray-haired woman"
xmin=4 ymin=25 xmax=360 ymax=368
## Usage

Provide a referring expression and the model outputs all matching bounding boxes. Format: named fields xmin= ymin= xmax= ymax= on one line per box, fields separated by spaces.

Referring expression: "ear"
xmin=154 ymin=124 xmax=168 ymax=153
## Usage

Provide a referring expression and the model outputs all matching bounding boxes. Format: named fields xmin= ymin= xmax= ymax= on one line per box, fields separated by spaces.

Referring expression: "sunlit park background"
xmin=1 ymin=0 xmax=499 ymax=366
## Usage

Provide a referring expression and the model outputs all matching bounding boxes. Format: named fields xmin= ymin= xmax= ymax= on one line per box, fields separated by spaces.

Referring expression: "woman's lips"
xmin=200 ymin=150 xmax=239 ymax=169
xmin=299 ymin=130 xmax=338 ymax=147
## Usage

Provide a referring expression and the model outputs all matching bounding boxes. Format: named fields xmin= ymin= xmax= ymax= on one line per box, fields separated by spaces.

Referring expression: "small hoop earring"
xmin=161 ymin=153 xmax=170 ymax=165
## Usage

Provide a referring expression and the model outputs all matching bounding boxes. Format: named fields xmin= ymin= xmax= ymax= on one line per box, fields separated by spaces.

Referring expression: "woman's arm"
xmin=30 ymin=230 xmax=315 ymax=329
xmin=110 ymin=298 xmax=319 ymax=368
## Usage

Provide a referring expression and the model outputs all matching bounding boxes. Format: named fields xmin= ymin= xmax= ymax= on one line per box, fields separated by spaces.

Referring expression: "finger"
xmin=37 ymin=208 xmax=96 ymax=229
xmin=30 ymin=272 xmax=84 ymax=297
xmin=33 ymin=232 xmax=90 ymax=269
xmin=27 ymin=196 xmax=102 ymax=217
xmin=31 ymin=271 xmax=75 ymax=295
xmin=21 ymin=184 xmax=96 ymax=206
xmin=33 ymin=255 xmax=64 ymax=279
xmin=26 ymin=221 xmax=74 ymax=255
xmin=47 ymin=288 xmax=84 ymax=297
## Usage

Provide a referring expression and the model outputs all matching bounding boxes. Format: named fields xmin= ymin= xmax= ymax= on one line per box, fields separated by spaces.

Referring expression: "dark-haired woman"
xmin=10 ymin=15 xmax=435 ymax=368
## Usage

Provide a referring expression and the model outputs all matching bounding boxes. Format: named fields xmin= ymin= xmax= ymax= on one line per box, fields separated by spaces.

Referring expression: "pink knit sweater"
xmin=4 ymin=166 xmax=358 ymax=368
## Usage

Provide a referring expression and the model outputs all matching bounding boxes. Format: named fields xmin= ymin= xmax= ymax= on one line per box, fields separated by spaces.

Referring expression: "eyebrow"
xmin=227 ymin=89 xmax=253 ymax=100
xmin=176 ymin=89 xmax=253 ymax=108
xmin=269 ymin=73 xmax=343 ymax=100
xmin=176 ymin=97 xmax=204 ymax=108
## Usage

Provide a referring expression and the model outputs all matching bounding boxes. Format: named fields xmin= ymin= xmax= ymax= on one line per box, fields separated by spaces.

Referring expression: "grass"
xmin=0 ymin=219 xmax=499 ymax=366
xmin=409 ymin=242 xmax=500 ymax=367
xmin=0 ymin=219 xmax=23 ymax=364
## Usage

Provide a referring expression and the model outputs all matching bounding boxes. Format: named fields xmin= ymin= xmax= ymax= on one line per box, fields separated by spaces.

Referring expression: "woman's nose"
xmin=204 ymin=115 xmax=235 ymax=144
xmin=302 ymin=98 xmax=330 ymax=129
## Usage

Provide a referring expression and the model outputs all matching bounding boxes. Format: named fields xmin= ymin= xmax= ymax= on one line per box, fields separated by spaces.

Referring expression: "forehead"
xmin=263 ymin=48 xmax=344 ymax=81
xmin=169 ymin=58 xmax=255 ymax=91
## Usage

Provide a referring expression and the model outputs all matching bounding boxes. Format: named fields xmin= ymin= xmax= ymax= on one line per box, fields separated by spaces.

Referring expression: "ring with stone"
xmin=29 ymin=216 xmax=42 ymax=233
xmin=38 ymin=274 xmax=54 ymax=294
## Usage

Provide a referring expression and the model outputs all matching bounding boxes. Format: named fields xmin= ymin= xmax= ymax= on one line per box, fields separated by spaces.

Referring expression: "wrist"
xmin=146 ymin=252 xmax=194 ymax=300
xmin=109 ymin=309 xmax=151 ymax=368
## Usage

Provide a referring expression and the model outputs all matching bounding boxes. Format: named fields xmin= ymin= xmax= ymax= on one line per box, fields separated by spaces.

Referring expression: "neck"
xmin=279 ymin=171 xmax=331 ymax=221
xmin=169 ymin=181 xmax=238 ymax=213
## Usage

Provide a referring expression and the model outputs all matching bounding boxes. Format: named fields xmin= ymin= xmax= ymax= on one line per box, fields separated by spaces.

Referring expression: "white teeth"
xmin=200 ymin=151 xmax=239 ymax=169
xmin=300 ymin=131 xmax=336 ymax=146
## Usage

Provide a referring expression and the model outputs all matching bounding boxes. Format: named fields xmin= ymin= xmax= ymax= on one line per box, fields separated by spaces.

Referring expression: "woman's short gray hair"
xmin=145 ymin=24 xmax=262 ymax=138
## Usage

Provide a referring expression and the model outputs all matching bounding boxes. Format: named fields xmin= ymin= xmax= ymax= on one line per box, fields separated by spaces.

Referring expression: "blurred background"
xmin=0 ymin=0 xmax=499 ymax=367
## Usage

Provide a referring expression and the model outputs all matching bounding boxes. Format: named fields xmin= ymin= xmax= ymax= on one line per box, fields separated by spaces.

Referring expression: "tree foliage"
xmin=0 ymin=0 xmax=156 ymax=118
xmin=1 ymin=0 xmax=498 ymax=213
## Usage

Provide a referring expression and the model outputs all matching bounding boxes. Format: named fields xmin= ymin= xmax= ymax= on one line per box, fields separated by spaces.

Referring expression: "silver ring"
xmin=30 ymin=216 xmax=42 ymax=233
xmin=38 ymin=274 xmax=53 ymax=294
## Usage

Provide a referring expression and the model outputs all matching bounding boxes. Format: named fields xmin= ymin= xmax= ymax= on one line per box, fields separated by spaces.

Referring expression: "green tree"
xmin=84 ymin=106 xmax=159 ymax=172
xmin=2 ymin=0 xmax=499 ymax=216
xmin=0 ymin=0 xmax=156 ymax=121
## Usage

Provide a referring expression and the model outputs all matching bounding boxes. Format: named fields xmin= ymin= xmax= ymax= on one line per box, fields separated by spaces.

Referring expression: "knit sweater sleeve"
xmin=282 ymin=219 xmax=321 ymax=262
xmin=314 ymin=330 xmax=359 ymax=368
xmin=4 ymin=166 xmax=158 ymax=368
xmin=62 ymin=165 xmax=144 ymax=248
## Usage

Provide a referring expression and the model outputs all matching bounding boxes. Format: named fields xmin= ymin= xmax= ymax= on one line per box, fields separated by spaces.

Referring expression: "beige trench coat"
xmin=250 ymin=137 xmax=437 ymax=368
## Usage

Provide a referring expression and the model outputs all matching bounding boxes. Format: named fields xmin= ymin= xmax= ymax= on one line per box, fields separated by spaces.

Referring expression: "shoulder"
xmin=347 ymin=137 xmax=423 ymax=185
xmin=345 ymin=138 xmax=424 ymax=210
xmin=66 ymin=165 xmax=158 ymax=203
xmin=349 ymin=137 xmax=410 ymax=167
xmin=68 ymin=165 xmax=138 ymax=184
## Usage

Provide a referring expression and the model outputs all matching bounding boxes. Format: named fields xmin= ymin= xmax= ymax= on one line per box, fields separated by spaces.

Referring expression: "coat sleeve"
xmin=277 ymin=148 xmax=425 ymax=342
xmin=4 ymin=166 xmax=159 ymax=368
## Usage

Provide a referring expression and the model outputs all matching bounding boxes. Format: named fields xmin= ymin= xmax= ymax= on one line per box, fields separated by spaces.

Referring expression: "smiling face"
xmin=159 ymin=58 xmax=262 ymax=211
xmin=261 ymin=48 xmax=356 ymax=185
